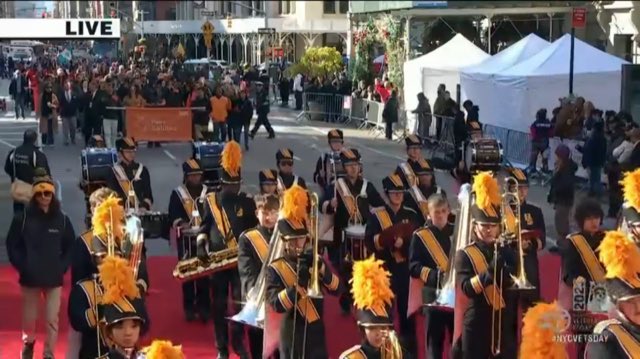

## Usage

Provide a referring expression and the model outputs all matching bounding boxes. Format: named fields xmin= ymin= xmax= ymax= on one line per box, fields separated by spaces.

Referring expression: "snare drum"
xmin=81 ymin=148 xmax=117 ymax=182
xmin=465 ymin=139 xmax=503 ymax=172
xmin=139 ymin=212 xmax=169 ymax=238
xmin=342 ymin=224 xmax=368 ymax=262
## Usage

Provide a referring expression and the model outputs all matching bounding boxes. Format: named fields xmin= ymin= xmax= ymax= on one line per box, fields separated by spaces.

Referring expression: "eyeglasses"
xmin=35 ymin=191 xmax=53 ymax=198
xmin=280 ymin=161 xmax=293 ymax=167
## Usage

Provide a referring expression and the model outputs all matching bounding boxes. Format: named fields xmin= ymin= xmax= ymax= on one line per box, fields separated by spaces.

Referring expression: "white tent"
xmin=471 ymin=33 xmax=628 ymax=133
xmin=403 ymin=34 xmax=489 ymax=113
xmin=460 ymin=34 xmax=550 ymax=128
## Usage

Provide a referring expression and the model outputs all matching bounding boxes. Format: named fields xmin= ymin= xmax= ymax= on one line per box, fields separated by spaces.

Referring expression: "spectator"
xmin=293 ymin=71 xmax=304 ymax=110
xmin=58 ymin=80 xmax=79 ymax=146
xmin=40 ymin=83 xmax=58 ymax=146
xmin=6 ymin=169 xmax=76 ymax=359
xmin=548 ymin=144 xmax=577 ymax=240
xmin=528 ymin=108 xmax=552 ymax=173
xmin=191 ymin=85 xmax=211 ymax=141
xmin=412 ymin=92 xmax=431 ymax=139
xmin=102 ymin=82 xmax=120 ymax=149
xmin=210 ymin=86 xmax=232 ymax=142
xmin=230 ymin=90 xmax=253 ymax=150
xmin=83 ymin=80 xmax=105 ymax=147
xmin=579 ymin=121 xmax=607 ymax=196
xmin=375 ymin=78 xmax=390 ymax=103
xmin=382 ymin=89 xmax=399 ymax=140
xmin=250 ymin=82 xmax=275 ymax=139
xmin=123 ymin=85 xmax=146 ymax=107
xmin=9 ymin=69 xmax=28 ymax=119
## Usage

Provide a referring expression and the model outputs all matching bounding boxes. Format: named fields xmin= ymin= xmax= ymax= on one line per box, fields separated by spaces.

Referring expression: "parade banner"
xmin=125 ymin=107 xmax=193 ymax=142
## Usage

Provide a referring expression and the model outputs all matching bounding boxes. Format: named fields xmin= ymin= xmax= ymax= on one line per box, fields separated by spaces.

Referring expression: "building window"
xmin=280 ymin=0 xmax=292 ymax=14
xmin=339 ymin=0 xmax=348 ymax=13
xmin=166 ymin=7 xmax=176 ymax=20
xmin=323 ymin=1 xmax=336 ymax=14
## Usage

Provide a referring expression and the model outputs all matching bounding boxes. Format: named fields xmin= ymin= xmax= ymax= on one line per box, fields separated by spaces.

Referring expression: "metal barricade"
xmin=483 ymin=124 xmax=530 ymax=167
xmin=297 ymin=92 xmax=348 ymax=123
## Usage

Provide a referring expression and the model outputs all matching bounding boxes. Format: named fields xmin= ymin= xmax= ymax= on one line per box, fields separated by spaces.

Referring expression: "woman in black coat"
xmin=229 ymin=90 xmax=254 ymax=150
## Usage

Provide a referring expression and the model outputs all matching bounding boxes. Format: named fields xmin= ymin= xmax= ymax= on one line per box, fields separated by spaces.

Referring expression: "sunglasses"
xmin=35 ymin=191 xmax=53 ymax=198
xmin=279 ymin=161 xmax=293 ymax=167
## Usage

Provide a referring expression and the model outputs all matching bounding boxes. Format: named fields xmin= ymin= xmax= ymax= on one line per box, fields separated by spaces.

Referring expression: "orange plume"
xmin=281 ymin=184 xmax=308 ymax=226
xmin=519 ymin=301 xmax=569 ymax=359
xmin=142 ymin=340 xmax=184 ymax=359
xmin=621 ymin=168 xmax=640 ymax=212
xmin=98 ymin=256 xmax=140 ymax=304
xmin=92 ymin=195 xmax=125 ymax=244
xmin=598 ymin=230 xmax=640 ymax=283
xmin=351 ymin=256 xmax=394 ymax=312
xmin=472 ymin=171 xmax=500 ymax=211
xmin=221 ymin=140 xmax=242 ymax=176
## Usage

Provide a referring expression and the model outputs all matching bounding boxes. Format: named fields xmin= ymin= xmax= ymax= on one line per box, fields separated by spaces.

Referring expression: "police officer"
xmin=408 ymin=194 xmax=453 ymax=359
xmin=395 ymin=134 xmax=426 ymax=188
xmin=275 ymin=148 xmax=307 ymax=192
xmin=106 ymin=137 xmax=153 ymax=211
xmin=365 ymin=174 xmax=421 ymax=354
xmin=506 ymin=167 xmax=545 ymax=310
xmin=197 ymin=141 xmax=256 ymax=359
xmin=404 ymin=158 xmax=447 ymax=223
xmin=452 ymin=172 xmax=518 ymax=359
xmin=258 ymin=168 xmax=279 ymax=195
xmin=313 ymin=129 xmax=345 ymax=191
xmin=3 ymin=129 xmax=50 ymax=213
xmin=265 ymin=185 xmax=343 ymax=359
xmin=339 ymin=257 xmax=412 ymax=359
xmin=168 ymin=159 xmax=211 ymax=322
xmin=249 ymin=81 xmax=275 ymax=139
xmin=321 ymin=148 xmax=385 ymax=314
xmin=237 ymin=194 xmax=279 ymax=359
xmin=586 ymin=231 xmax=640 ymax=358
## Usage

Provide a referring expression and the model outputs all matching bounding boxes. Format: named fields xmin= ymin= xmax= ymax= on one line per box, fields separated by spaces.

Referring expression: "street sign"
xmin=201 ymin=10 xmax=216 ymax=16
xmin=572 ymin=8 xmax=586 ymax=29
xmin=258 ymin=28 xmax=276 ymax=34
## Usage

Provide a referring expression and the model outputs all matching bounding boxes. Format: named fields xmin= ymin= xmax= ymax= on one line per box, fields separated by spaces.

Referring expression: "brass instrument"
xmin=172 ymin=247 xmax=238 ymax=282
xmin=307 ymin=192 xmax=323 ymax=299
xmin=343 ymin=193 xmax=366 ymax=263
xmin=123 ymin=215 xmax=144 ymax=280
xmin=429 ymin=183 xmax=473 ymax=309
xmin=382 ymin=329 xmax=404 ymax=359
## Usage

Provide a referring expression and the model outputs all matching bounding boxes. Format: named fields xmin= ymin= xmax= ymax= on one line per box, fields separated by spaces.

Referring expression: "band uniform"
xmin=265 ymin=185 xmax=343 ymax=359
xmin=259 ymin=169 xmax=279 ymax=196
xmin=408 ymin=196 xmax=454 ymax=359
xmin=313 ymin=129 xmax=345 ymax=191
xmin=320 ymin=148 xmax=385 ymax=313
xmin=197 ymin=141 xmax=257 ymax=358
xmin=402 ymin=158 xmax=447 ymax=224
xmin=276 ymin=148 xmax=307 ymax=193
xmin=106 ymin=138 xmax=153 ymax=210
xmin=364 ymin=174 xmax=421 ymax=354
xmin=237 ymin=194 xmax=280 ymax=359
xmin=452 ymin=173 xmax=518 ymax=359
xmin=395 ymin=135 xmax=429 ymax=189
xmin=168 ymin=159 xmax=212 ymax=322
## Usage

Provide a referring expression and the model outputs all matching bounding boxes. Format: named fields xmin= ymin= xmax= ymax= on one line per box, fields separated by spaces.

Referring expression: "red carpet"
xmin=0 ymin=254 xmax=561 ymax=358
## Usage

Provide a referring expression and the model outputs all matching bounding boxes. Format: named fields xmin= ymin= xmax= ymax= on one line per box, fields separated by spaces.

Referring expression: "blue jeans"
xmin=212 ymin=122 xmax=227 ymax=143
xmin=589 ymin=166 xmax=603 ymax=195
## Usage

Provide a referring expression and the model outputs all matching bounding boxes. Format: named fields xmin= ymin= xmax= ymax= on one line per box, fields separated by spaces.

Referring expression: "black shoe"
xmin=184 ymin=308 xmax=196 ymax=322
xmin=236 ymin=351 xmax=250 ymax=359
xmin=21 ymin=340 xmax=34 ymax=359
xmin=267 ymin=133 xmax=275 ymax=139
xmin=249 ymin=132 xmax=255 ymax=139
xmin=216 ymin=351 xmax=229 ymax=359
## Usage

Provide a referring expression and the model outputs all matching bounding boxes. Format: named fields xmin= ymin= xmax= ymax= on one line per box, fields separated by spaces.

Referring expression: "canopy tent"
xmin=460 ymin=34 xmax=550 ymax=130
xmin=466 ymin=33 xmax=628 ymax=133
xmin=403 ymin=34 xmax=489 ymax=113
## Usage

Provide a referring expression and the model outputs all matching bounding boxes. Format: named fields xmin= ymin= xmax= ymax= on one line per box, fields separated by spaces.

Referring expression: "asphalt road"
xmin=0 ymin=106 xmax=599 ymax=263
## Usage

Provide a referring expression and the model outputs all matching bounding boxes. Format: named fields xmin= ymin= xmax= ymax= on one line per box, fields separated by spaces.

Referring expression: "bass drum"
xmin=465 ymin=139 xmax=503 ymax=173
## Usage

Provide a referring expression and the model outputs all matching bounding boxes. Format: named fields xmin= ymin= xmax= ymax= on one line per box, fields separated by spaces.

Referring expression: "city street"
xmin=0 ymin=107 xmax=581 ymax=263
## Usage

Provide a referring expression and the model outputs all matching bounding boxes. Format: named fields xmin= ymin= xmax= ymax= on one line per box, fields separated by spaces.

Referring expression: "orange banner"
xmin=125 ymin=107 xmax=193 ymax=141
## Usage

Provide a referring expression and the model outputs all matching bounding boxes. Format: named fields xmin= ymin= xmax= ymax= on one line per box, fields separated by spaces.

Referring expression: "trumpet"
xmin=307 ymin=192 xmax=323 ymax=299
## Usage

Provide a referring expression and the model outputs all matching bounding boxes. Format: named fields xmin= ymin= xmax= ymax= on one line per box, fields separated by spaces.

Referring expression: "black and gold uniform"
xmin=365 ymin=174 xmax=421 ymax=354
xmin=168 ymin=159 xmax=211 ymax=322
xmin=265 ymin=185 xmax=343 ymax=359
xmin=586 ymin=231 xmax=640 ymax=358
xmin=68 ymin=277 xmax=107 ymax=358
xmin=106 ymin=138 xmax=153 ymax=210
xmin=237 ymin=194 xmax=279 ymax=359
xmin=276 ymin=148 xmax=307 ymax=192
xmin=259 ymin=168 xmax=279 ymax=195
xmin=404 ymin=158 xmax=447 ymax=223
xmin=339 ymin=257 xmax=412 ymax=359
xmin=197 ymin=141 xmax=257 ymax=359
xmin=505 ymin=167 xmax=546 ymax=307
xmin=313 ymin=129 xmax=345 ymax=191
xmin=408 ymin=218 xmax=453 ymax=359
xmin=452 ymin=172 xmax=518 ymax=359
xmin=320 ymin=148 xmax=385 ymax=313
xmin=394 ymin=135 xmax=427 ymax=188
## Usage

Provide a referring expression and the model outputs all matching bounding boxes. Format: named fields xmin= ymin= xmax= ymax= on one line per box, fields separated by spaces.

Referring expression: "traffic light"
xmin=227 ymin=15 xmax=232 ymax=28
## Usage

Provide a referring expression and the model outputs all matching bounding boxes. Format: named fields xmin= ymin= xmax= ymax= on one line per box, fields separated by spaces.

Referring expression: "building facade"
xmin=598 ymin=1 xmax=640 ymax=63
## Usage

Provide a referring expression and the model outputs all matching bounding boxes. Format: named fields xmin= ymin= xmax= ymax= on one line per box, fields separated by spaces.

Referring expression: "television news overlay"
xmin=0 ymin=19 xmax=121 ymax=40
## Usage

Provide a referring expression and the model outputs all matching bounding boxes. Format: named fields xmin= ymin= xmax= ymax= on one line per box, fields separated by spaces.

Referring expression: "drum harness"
xmin=277 ymin=175 xmax=299 ymax=194
xmin=113 ymin=164 xmax=144 ymax=207
xmin=336 ymin=177 xmax=368 ymax=223
xmin=176 ymin=184 xmax=208 ymax=222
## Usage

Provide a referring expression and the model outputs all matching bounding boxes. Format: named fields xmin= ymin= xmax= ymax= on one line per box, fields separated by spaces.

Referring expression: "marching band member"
xmin=106 ymin=137 xmax=153 ymax=211
xmin=276 ymin=148 xmax=307 ymax=192
xmin=395 ymin=134 xmax=426 ymax=188
xmin=265 ymin=185 xmax=343 ymax=359
xmin=88 ymin=134 xmax=106 ymax=148
xmin=96 ymin=254 xmax=149 ymax=358
xmin=237 ymin=193 xmax=280 ymax=359
xmin=519 ymin=301 xmax=568 ymax=359
xmin=197 ymin=140 xmax=256 ymax=359
xmin=506 ymin=167 xmax=546 ymax=310
xmin=168 ymin=159 xmax=211 ymax=322
xmin=321 ymin=148 xmax=385 ymax=314
xmin=452 ymin=172 xmax=518 ymax=359
xmin=365 ymin=174 xmax=421 ymax=353
xmin=404 ymin=158 xmax=447 ymax=223
xmin=408 ymin=193 xmax=453 ymax=359
xmin=313 ymin=129 xmax=345 ymax=190
xmin=620 ymin=168 xmax=640 ymax=242
xmin=586 ymin=231 xmax=640 ymax=358
xmin=70 ymin=191 xmax=150 ymax=293
xmin=259 ymin=169 xmax=279 ymax=195
xmin=340 ymin=256 xmax=412 ymax=358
